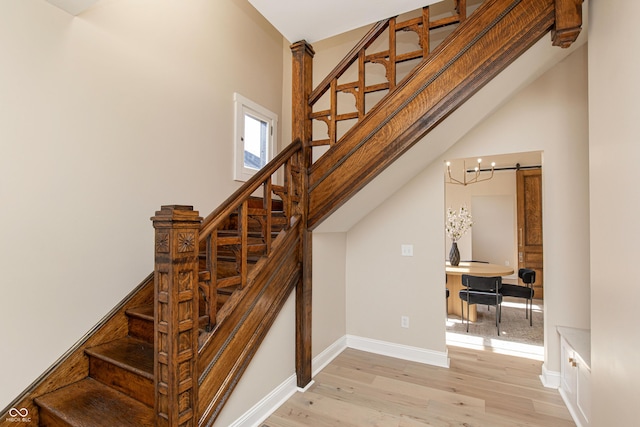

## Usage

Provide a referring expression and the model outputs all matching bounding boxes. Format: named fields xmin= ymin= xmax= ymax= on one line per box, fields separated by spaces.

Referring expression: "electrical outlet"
xmin=401 ymin=244 xmax=413 ymax=257
xmin=401 ymin=316 xmax=410 ymax=328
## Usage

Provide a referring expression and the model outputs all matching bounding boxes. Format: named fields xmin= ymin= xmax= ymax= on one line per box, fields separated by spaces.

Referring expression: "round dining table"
xmin=446 ymin=261 xmax=514 ymax=322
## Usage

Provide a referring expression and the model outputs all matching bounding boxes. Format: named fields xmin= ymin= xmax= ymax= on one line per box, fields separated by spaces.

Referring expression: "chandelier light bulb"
xmin=445 ymin=157 xmax=496 ymax=186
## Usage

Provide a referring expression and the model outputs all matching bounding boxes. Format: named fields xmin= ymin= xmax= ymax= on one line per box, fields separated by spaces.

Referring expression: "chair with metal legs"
xmin=500 ymin=268 xmax=536 ymax=326
xmin=458 ymin=274 xmax=503 ymax=335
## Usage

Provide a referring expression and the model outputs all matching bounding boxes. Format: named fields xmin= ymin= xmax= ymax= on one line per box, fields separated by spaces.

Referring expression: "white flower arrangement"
xmin=446 ymin=206 xmax=473 ymax=242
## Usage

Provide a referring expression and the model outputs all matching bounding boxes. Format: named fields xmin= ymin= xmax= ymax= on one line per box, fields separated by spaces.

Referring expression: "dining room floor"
xmin=446 ymin=296 xmax=544 ymax=360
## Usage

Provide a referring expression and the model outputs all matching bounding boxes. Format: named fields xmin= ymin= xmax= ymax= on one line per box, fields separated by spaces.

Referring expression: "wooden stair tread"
xmin=126 ymin=305 xmax=153 ymax=321
xmin=35 ymin=378 xmax=154 ymax=426
xmin=85 ymin=337 xmax=153 ymax=380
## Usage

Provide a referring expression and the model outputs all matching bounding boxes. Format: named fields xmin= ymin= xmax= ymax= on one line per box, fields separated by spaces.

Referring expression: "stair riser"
xmin=38 ymin=408 xmax=72 ymax=426
xmin=127 ymin=316 xmax=154 ymax=343
xmin=89 ymin=358 xmax=153 ymax=408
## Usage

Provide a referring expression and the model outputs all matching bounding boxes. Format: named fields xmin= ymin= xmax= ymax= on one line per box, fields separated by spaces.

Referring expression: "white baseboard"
xmin=227 ymin=373 xmax=298 ymax=427
xmin=313 ymin=335 xmax=348 ymax=377
xmin=230 ymin=334 xmax=449 ymax=426
xmin=346 ymin=335 xmax=450 ymax=368
xmin=559 ymin=388 xmax=587 ymax=427
xmin=540 ymin=363 xmax=560 ymax=388
xmin=228 ymin=335 xmax=346 ymax=427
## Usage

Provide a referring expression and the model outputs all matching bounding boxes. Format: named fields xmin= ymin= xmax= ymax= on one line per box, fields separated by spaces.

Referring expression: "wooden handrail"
xmin=199 ymin=138 xmax=302 ymax=239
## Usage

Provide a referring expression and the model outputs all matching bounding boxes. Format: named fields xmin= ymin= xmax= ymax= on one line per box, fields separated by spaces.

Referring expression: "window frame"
xmin=233 ymin=93 xmax=278 ymax=182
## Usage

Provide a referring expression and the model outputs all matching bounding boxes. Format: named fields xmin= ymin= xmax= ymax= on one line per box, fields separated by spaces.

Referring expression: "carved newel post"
xmin=151 ymin=206 xmax=202 ymax=427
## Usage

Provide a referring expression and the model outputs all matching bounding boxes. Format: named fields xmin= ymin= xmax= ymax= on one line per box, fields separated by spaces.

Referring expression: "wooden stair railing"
xmin=4 ymin=141 xmax=304 ymax=427
xmin=309 ymin=1 xmax=470 ymax=149
xmin=152 ymin=139 xmax=305 ymax=426
xmin=303 ymin=0 xmax=583 ymax=229
xmin=197 ymin=138 xmax=304 ymax=331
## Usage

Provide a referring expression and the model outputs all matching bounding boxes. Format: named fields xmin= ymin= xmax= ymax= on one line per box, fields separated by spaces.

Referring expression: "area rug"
xmin=446 ymin=297 xmax=544 ymax=357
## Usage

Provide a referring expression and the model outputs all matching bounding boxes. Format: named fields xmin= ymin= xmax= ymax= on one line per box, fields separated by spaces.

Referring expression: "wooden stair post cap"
xmin=151 ymin=205 xmax=202 ymax=224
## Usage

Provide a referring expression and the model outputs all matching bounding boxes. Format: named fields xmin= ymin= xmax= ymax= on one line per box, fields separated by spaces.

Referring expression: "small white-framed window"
xmin=233 ymin=93 xmax=278 ymax=182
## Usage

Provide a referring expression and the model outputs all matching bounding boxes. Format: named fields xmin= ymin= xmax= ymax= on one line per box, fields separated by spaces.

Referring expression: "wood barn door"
xmin=517 ymin=169 xmax=544 ymax=299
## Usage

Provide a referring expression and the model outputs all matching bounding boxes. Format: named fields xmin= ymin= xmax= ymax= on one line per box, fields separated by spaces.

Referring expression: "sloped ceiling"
xmin=247 ymin=0 xmax=439 ymax=43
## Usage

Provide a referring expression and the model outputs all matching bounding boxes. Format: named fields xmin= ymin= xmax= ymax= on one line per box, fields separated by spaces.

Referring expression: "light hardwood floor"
xmin=262 ymin=346 xmax=574 ymax=426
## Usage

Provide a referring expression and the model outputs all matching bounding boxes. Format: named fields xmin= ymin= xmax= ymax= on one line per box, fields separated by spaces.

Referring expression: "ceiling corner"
xmin=46 ymin=0 xmax=100 ymax=16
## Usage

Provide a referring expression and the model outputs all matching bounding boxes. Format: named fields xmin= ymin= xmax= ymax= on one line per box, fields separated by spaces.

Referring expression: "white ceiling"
xmin=248 ymin=0 xmax=439 ymax=43
xmin=46 ymin=0 xmax=437 ymax=43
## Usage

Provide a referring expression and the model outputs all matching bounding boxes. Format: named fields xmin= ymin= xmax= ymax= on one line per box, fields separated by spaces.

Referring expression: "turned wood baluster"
xmin=357 ymin=50 xmax=365 ymax=118
xmin=263 ymin=178 xmax=273 ymax=253
xmin=152 ymin=205 xmax=202 ymax=427
xmin=329 ymin=79 xmax=337 ymax=146
xmin=239 ymin=200 xmax=248 ymax=289
xmin=206 ymin=232 xmax=217 ymax=327
xmin=283 ymin=158 xmax=293 ymax=224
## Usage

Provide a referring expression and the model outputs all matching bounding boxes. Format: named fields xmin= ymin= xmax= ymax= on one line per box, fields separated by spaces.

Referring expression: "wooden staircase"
xmin=30 ymin=196 xmax=296 ymax=426
xmin=2 ymin=0 xmax=583 ymax=425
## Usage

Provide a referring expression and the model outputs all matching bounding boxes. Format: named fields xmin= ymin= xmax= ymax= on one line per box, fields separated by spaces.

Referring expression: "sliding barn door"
xmin=517 ymin=169 xmax=544 ymax=299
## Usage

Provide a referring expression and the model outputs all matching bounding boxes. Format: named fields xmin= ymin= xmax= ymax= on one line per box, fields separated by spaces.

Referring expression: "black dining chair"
xmin=459 ymin=274 xmax=503 ymax=335
xmin=500 ymin=268 xmax=536 ymax=326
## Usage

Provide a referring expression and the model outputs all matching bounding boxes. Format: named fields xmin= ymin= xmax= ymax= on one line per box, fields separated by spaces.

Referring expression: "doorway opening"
xmin=443 ymin=151 xmax=544 ymax=360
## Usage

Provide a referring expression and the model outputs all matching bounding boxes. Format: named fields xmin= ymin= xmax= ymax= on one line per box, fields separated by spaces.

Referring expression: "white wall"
xmin=345 ymin=44 xmax=590 ymax=373
xmin=588 ymin=1 xmax=640 ymax=424
xmin=0 ymin=0 xmax=290 ymax=413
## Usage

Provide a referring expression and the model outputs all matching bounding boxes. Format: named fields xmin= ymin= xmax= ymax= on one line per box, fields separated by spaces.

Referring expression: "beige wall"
xmin=0 ymin=0 xmax=289 ymax=413
xmin=346 ymin=162 xmax=447 ymax=351
xmin=312 ymin=233 xmax=347 ymax=357
xmin=588 ymin=1 xmax=640 ymax=424
xmin=346 ymin=45 xmax=590 ymax=371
